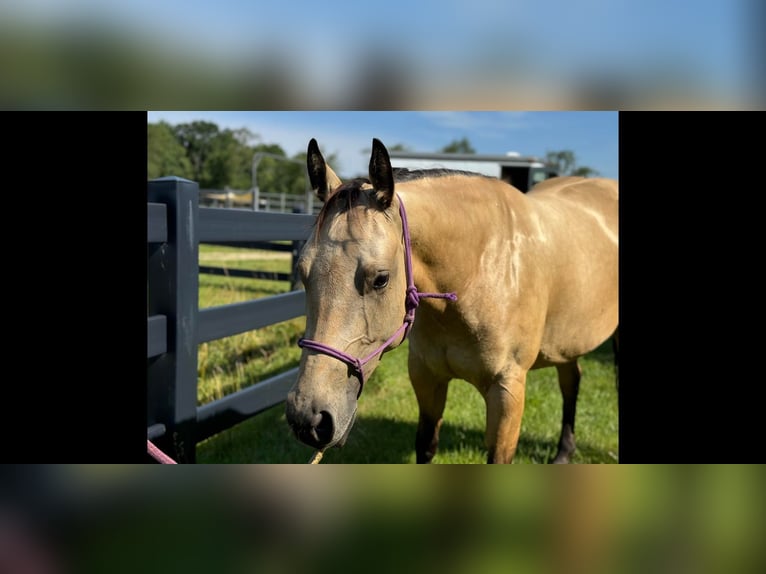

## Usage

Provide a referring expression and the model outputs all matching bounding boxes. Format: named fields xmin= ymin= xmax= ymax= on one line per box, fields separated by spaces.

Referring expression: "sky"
xmin=147 ymin=111 xmax=619 ymax=179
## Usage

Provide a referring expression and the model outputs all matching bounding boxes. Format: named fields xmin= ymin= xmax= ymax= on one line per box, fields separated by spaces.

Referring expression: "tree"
xmin=172 ymin=121 xmax=220 ymax=185
xmin=252 ymin=143 xmax=338 ymax=196
xmin=440 ymin=137 xmax=475 ymax=154
xmin=571 ymin=166 xmax=600 ymax=177
xmin=148 ymin=121 xmax=192 ymax=179
xmin=544 ymin=150 xmax=576 ymax=176
xmin=545 ymin=150 xmax=599 ymax=177
xmin=253 ymin=143 xmax=302 ymax=195
xmin=148 ymin=119 xmax=322 ymax=194
xmin=205 ymin=127 xmax=257 ymax=189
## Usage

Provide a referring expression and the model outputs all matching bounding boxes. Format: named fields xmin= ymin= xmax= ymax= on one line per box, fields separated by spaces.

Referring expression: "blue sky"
xmin=148 ymin=111 xmax=619 ymax=179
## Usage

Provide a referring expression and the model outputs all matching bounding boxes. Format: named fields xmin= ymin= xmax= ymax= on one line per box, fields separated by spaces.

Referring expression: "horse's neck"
xmin=398 ymin=178 xmax=526 ymax=294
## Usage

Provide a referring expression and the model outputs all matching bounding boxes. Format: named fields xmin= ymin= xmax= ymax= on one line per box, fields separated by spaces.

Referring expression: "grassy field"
xmin=194 ymin=244 xmax=619 ymax=464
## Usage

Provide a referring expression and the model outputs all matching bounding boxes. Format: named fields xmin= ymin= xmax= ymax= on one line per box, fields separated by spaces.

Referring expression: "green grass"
xmin=194 ymin=244 xmax=619 ymax=464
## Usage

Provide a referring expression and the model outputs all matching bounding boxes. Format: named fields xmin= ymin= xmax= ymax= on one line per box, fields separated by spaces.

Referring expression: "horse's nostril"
xmin=315 ymin=411 xmax=334 ymax=445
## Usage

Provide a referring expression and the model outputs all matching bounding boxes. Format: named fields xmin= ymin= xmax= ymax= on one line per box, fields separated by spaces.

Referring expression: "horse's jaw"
xmin=334 ymin=408 xmax=357 ymax=448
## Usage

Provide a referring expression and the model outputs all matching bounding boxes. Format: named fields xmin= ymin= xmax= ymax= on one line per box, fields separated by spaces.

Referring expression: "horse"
xmin=285 ymin=138 xmax=618 ymax=463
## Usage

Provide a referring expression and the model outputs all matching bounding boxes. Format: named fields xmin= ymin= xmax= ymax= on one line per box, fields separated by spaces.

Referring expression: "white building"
xmin=388 ymin=151 xmax=558 ymax=193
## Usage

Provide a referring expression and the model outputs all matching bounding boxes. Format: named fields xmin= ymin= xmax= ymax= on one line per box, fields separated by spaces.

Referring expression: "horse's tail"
xmin=612 ymin=327 xmax=619 ymax=393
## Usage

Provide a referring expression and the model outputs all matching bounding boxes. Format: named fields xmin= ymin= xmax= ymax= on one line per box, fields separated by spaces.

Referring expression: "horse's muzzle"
xmin=285 ymin=393 xmax=357 ymax=451
xmin=286 ymin=406 xmax=335 ymax=449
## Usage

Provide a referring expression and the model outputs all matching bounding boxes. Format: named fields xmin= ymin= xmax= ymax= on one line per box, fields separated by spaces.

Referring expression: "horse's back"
xmin=528 ymin=176 xmax=618 ymax=204
xmin=524 ymin=176 xmax=619 ymax=365
xmin=526 ymin=176 xmax=618 ymax=237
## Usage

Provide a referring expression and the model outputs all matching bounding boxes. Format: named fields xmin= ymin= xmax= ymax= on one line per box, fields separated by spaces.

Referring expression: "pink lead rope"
xmin=298 ymin=193 xmax=457 ymax=397
xmin=147 ymin=439 xmax=178 ymax=464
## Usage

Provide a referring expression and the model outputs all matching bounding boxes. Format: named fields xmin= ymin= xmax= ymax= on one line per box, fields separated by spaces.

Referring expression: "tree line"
xmin=148 ymin=121 xmax=598 ymax=193
xmin=148 ymin=120 xmax=318 ymax=194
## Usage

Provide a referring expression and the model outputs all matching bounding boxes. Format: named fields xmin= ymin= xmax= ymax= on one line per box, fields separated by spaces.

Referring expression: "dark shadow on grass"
xmin=198 ymin=403 xmax=617 ymax=463
xmin=198 ymin=391 xmax=616 ymax=464
xmin=292 ymin=416 xmax=615 ymax=464
xmin=584 ymin=337 xmax=618 ymax=368
xmin=317 ymin=416 xmax=418 ymax=463
xmin=513 ymin=433 xmax=617 ymax=464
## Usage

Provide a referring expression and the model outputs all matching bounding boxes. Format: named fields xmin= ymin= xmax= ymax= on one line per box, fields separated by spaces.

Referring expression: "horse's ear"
xmin=369 ymin=138 xmax=394 ymax=209
xmin=307 ymin=138 xmax=342 ymax=202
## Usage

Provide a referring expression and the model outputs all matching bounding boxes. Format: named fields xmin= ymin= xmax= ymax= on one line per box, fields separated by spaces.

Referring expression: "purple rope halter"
xmin=298 ymin=193 xmax=457 ymax=398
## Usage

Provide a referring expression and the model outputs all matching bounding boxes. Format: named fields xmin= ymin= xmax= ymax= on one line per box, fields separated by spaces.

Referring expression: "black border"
xmin=617 ymin=111 xmax=757 ymax=463
xmin=2 ymin=112 xmax=147 ymax=463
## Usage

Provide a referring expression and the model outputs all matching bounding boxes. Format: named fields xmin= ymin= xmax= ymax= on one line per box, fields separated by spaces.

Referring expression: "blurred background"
xmin=2 ymin=465 xmax=764 ymax=574
xmin=4 ymin=0 xmax=759 ymax=567
xmin=1 ymin=0 xmax=762 ymax=109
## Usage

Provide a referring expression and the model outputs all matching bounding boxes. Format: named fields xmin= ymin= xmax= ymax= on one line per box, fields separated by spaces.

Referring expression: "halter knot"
xmin=405 ymin=285 xmax=421 ymax=312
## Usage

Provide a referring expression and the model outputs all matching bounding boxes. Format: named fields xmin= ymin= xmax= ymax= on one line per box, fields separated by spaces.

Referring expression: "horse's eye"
xmin=373 ymin=273 xmax=389 ymax=290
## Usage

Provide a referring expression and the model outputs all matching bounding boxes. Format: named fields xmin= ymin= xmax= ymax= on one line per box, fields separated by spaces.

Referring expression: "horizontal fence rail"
xmin=199 ymin=208 xmax=315 ymax=242
xmin=198 ymin=291 xmax=307 ymax=343
xmin=147 ymin=177 xmax=316 ymax=462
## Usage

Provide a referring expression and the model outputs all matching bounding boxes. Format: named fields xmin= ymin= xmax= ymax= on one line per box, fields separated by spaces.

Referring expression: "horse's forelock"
xmin=314 ymin=178 xmax=371 ymax=237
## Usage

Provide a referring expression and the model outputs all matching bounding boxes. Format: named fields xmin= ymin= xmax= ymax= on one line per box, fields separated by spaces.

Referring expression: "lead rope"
xmin=303 ymin=194 xmax=457 ymax=464
xmin=147 ymin=439 xmax=178 ymax=464
xmin=308 ymin=450 xmax=324 ymax=464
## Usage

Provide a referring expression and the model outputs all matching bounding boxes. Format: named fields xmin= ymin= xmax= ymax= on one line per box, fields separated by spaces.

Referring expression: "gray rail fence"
xmin=147 ymin=177 xmax=316 ymax=462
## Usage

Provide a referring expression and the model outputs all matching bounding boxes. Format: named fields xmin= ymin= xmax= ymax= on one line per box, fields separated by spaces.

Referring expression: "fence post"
xmin=147 ymin=177 xmax=199 ymax=463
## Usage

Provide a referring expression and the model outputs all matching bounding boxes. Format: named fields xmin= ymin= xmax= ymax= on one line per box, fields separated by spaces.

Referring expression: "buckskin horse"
xmin=286 ymin=138 xmax=618 ymax=463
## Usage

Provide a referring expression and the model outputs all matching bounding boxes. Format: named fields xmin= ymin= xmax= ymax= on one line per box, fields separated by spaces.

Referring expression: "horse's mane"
xmin=391 ymin=167 xmax=493 ymax=182
xmin=314 ymin=169 xmax=491 ymax=233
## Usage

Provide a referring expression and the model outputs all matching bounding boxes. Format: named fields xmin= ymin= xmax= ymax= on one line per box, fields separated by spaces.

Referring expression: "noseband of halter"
xmin=297 ymin=193 xmax=457 ymax=398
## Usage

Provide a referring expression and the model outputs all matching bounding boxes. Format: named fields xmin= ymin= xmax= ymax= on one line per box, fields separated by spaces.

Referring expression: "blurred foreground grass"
xmin=2 ymin=465 xmax=765 ymax=574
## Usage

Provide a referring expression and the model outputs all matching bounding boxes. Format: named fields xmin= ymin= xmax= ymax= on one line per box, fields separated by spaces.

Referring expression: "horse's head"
xmin=285 ymin=138 xmax=407 ymax=451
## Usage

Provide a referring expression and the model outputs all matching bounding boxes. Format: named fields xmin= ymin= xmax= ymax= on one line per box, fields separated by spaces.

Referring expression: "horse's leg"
xmin=409 ymin=355 xmax=450 ymax=464
xmin=483 ymin=369 xmax=527 ymax=463
xmin=551 ymin=361 xmax=581 ymax=464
